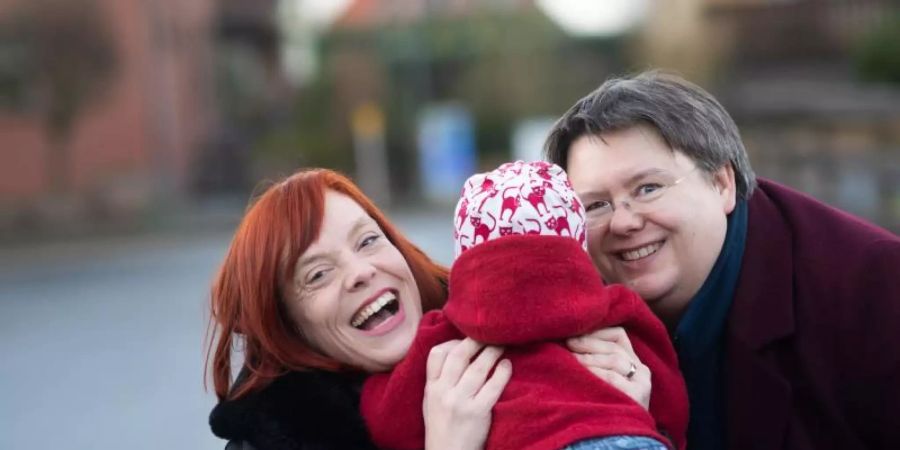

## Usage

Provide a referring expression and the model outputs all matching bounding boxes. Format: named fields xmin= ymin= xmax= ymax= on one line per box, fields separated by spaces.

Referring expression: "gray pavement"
xmin=0 ymin=208 xmax=452 ymax=450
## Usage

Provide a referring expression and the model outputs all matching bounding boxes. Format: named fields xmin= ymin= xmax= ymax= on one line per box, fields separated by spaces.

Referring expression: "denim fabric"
xmin=563 ymin=435 xmax=668 ymax=450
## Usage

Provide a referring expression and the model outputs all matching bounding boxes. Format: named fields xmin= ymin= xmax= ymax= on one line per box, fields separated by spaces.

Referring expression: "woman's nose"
xmin=345 ymin=257 xmax=377 ymax=291
xmin=607 ymin=202 xmax=644 ymax=235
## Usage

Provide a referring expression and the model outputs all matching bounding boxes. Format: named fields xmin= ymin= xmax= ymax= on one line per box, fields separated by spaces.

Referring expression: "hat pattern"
xmin=453 ymin=161 xmax=587 ymax=257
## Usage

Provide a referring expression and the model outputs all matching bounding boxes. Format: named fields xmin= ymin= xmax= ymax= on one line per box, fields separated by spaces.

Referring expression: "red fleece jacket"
xmin=361 ymin=235 xmax=688 ymax=450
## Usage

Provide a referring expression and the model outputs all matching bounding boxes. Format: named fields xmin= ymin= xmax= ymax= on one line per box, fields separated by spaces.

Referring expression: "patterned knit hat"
xmin=453 ymin=160 xmax=586 ymax=257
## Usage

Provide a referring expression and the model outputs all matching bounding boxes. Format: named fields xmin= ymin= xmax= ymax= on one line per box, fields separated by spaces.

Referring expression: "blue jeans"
xmin=564 ymin=435 xmax=668 ymax=450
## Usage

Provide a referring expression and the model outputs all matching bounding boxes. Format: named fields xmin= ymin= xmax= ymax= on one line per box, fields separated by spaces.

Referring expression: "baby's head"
xmin=453 ymin=160 xmax=586 ymax=256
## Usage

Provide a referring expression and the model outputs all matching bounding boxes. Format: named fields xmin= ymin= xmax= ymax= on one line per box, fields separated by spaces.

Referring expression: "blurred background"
xmin=1 ymin=0 xmax=898 ymax=448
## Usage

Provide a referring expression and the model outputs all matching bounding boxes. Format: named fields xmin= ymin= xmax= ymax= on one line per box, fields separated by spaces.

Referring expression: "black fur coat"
xmin=209 ymin=370 xmax=378 ymax=450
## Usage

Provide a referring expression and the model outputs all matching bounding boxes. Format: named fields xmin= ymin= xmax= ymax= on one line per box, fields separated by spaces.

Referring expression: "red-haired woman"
xmin=206 ymin=168 xmax=651 ymax=449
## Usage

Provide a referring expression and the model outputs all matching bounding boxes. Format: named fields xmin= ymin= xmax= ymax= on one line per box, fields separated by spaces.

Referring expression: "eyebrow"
xmin=578 ymin=168 xmax=670 ymax=198
xmin=295 ymin=216 xmax=373 ymax=268
xmin=348 ymin=215 xmax=372 ymax=238
xmin=625 ymin=168 xmax=669 ymax=186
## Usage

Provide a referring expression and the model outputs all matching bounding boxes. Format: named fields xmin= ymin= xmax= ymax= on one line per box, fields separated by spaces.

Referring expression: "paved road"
xmin=0 ymin=209 xmax=452 ymax=450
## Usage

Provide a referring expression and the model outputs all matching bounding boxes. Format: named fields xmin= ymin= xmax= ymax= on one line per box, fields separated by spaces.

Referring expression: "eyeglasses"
xmin=583 ymin=167 xmax=700 ymax=229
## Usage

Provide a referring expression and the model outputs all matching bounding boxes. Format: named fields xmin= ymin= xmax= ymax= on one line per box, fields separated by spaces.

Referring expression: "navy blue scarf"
xmin=674 ymin=199 xmax=748 ymax=450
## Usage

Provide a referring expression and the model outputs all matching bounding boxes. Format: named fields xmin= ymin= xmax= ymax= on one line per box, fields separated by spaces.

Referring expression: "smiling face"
xmin=283 ymin=191 xmax=422 ymax=372
xmin=566 ymin=125 xmax=736 ymax=325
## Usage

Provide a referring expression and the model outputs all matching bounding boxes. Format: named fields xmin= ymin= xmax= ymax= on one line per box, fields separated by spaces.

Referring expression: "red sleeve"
xmin=360 ymin=311 xmax=463 ymax=450
xmin=607 ymin=285 xmax=690 ymax=450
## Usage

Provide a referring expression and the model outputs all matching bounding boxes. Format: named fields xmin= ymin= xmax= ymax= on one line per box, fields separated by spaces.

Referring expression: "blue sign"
xmin=417 ymin=104 xmax=477 ymax=202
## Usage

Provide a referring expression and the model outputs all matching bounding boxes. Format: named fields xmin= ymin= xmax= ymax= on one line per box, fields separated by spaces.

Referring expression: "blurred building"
xmin=192 ymin=0 xmax=287 ymax=194
xmin=0 ymin=0 xmax=216 ymax=232
xmin=307 ymin=0 xmax=623 ymax=195
xmin=638 ymin=0 xmax=900 ymax=231
xmin=639 ymin=0 xmax=897 ymax=81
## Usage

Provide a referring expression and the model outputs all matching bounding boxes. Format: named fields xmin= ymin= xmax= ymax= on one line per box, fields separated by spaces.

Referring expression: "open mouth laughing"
xmin=350 ymin=290 xmax=400 ymax=331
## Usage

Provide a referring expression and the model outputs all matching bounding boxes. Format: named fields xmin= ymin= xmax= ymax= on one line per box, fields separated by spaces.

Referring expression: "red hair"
xmin=206 ymin=169 xmax=449 ymax=401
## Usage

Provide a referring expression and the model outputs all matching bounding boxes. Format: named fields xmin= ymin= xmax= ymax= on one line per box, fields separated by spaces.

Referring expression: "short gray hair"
xmin=544 ymin=70 xmax=756 ymax=199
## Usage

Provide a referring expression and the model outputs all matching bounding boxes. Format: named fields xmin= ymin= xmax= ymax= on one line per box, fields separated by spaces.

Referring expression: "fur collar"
xmin=209 ymin=370 xmax=377 ymax=450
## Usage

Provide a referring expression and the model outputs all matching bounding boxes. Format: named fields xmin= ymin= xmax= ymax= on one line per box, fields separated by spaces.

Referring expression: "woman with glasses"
xmin=546 ymin=70 xmax=900 ymax=450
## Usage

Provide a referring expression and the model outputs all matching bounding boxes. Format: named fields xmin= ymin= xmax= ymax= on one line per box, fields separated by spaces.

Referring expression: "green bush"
xmin=854 ymin=14 xmax=900 ymax=84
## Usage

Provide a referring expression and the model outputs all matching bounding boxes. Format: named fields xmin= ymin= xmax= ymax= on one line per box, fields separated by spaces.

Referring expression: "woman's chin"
xmin=623 ymin=272 xmax=675 ymax=307
xmin=357 ymin=325 xmax=417 ymax=372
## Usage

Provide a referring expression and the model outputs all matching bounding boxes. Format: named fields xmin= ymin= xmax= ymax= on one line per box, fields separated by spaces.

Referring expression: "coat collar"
xmin=724 ymin=179 xmax=796 ymax=450
xmin=729 ymin=180 xmax=795 ymax=350
xmin=209 ymin=370 xmax=375 ymax=449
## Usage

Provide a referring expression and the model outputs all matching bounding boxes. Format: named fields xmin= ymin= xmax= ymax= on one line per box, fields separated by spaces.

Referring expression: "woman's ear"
xmin=713 ymin=164 xmax=737 ymax=214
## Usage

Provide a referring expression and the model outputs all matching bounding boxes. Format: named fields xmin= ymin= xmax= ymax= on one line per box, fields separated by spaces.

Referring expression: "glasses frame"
xmin=585 ymin=166 xmax=701 ymax=228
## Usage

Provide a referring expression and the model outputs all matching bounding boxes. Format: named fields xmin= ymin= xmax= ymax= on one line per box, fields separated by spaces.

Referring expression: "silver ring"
xmin=625 ymin=362 xmax=637 ymax=380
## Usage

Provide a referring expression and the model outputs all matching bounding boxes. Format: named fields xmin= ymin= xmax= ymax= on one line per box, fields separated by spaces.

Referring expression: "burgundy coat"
xmin=724 ymin=179 xmax=900 ymax=450
xmin=361 ymin=235 xmax=688 ymax=450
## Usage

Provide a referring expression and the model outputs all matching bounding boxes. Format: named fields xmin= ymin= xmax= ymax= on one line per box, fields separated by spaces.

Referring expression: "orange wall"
xmin=0 ymin=0 xmax=215 ymax=201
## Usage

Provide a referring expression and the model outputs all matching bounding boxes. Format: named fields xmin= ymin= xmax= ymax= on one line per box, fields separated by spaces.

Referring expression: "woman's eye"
xmin=585 ymin=200 xmax=611 ymax=213
xmin=635 ymin=183 xmax=663 ymax=197
xmin=306 ymin=268 xmax=328 ymax=284
xmin=359 ymin=234 xmax=380 ymax=249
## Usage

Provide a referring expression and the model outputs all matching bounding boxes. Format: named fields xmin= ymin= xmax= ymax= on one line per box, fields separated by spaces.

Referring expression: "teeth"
xmin=351 ymin=291 xmax=397 ymax=328
xmin=621 ymin=242 xmax=662 ymax=261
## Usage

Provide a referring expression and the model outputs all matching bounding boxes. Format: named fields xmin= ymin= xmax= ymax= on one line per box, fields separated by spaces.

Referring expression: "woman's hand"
xmin=423 ymin=338 xmax=512 ymax=450
xmin=567 ymin=326 xmax=652 ymax=410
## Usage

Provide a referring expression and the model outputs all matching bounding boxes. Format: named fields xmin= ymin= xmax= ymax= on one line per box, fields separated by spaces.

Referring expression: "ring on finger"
xmin=625 ymin=362 xmax=637 ymax=380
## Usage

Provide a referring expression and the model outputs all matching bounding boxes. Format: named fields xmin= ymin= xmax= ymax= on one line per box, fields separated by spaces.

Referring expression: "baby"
xmin=361 ymin=161 xmax=688 ymax=450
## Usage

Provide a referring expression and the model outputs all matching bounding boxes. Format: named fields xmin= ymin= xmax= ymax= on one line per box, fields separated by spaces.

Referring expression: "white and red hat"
xmin=453 ymin=160 xmax=587 ymax=257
